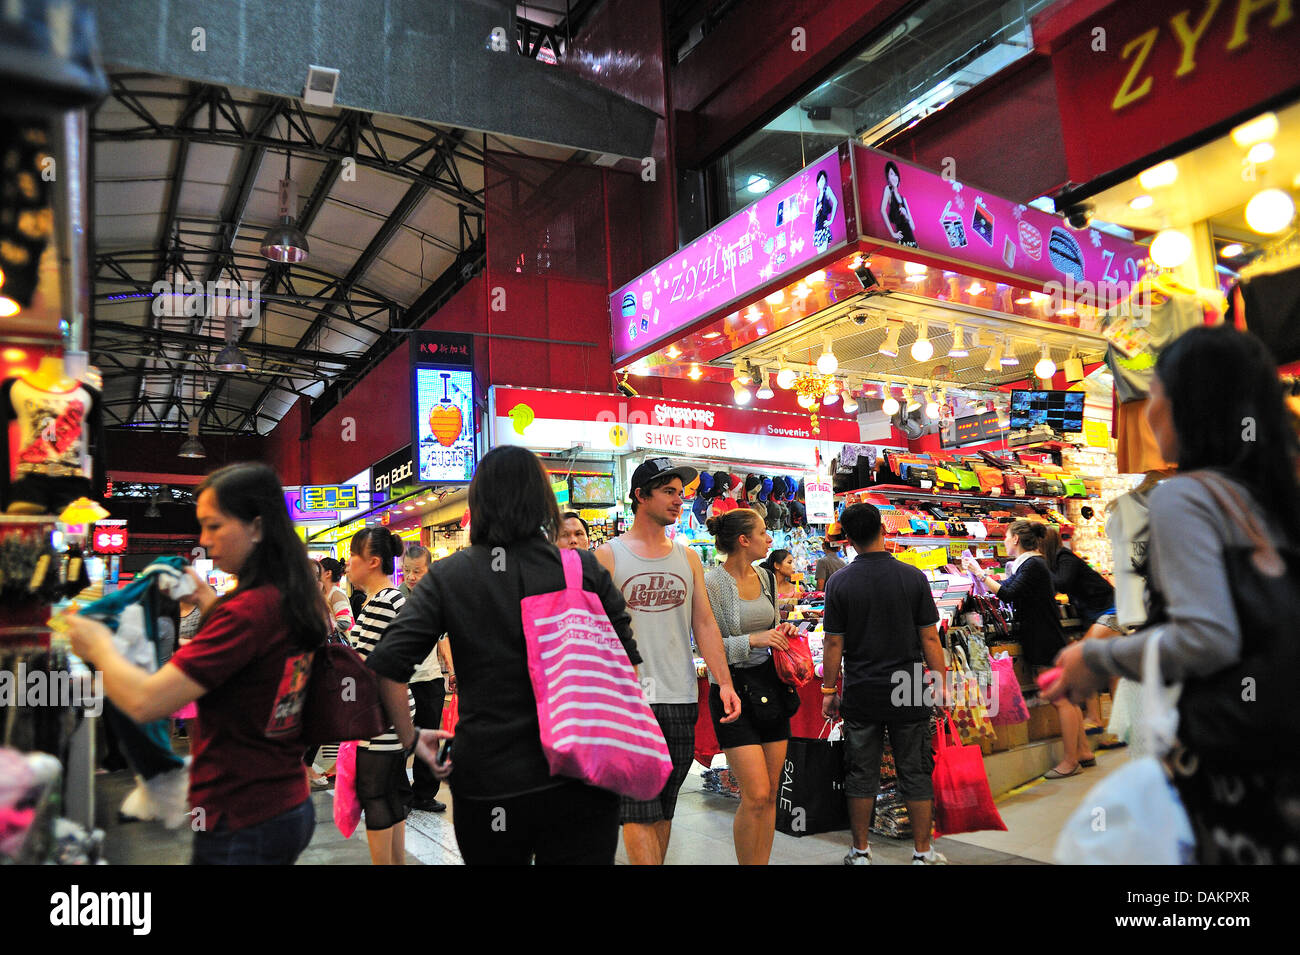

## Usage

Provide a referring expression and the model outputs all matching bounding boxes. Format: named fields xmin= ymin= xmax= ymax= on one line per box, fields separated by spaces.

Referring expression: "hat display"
xmin=697 ymin=471 xmax=714 ymax=499
xmin=684 ymin=475 xmax=700 ymax=499
xmin=744 ymin=474 xmax=761 ymax=501
xmin=759 ymin=476 xmax=773 ymax=503
xmin=692 ymin=494 xmax=711 ymax=525
xmin=789 ymin=500 xmax=807 ymax=526
xmin=712 ymin=471 xmax=730 ymax=498
xmin=825 ymin=521 xmax=848 ymax=544
xmin=728 ymin=473 xmax=744 ymax=494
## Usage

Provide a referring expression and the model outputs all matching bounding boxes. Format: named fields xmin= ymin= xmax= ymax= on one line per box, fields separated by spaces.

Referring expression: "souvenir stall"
xmin=610 ymin=140 xmax=1163 ymax=810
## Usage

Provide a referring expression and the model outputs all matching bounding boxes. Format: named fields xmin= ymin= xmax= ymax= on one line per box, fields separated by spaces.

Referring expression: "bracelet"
xmin=406 ymin=728 xmax=422 ymax=754
xmin=821 ymin=685 xmax=839 ymax=695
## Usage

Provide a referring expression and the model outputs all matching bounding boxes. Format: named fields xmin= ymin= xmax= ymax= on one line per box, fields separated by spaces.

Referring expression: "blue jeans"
xmin=191 ymin=799 xmax=315 ymax=865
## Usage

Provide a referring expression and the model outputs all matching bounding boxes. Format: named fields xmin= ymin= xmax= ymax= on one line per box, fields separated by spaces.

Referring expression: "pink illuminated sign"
xmin=854 ymin=145 xmax=1146 ymax=304
xmin=611 ymin=145 xmax=852 ymax=365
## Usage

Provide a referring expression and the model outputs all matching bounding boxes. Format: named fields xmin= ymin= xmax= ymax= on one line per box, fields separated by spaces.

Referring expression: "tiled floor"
xmin=96 ymin=730 xmax=1126 ymax=865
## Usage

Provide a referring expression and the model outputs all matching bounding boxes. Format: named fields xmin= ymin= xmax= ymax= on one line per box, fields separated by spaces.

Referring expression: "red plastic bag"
xmin=773 ymin=634 xmax=814 ymax=687
xmin=332 ymin=741 xmax=361 ymax=838
xmin=932 ymin=714 xmax=1006 ymax=837
xmin=440 ymin=692 xmax=459 ymax=733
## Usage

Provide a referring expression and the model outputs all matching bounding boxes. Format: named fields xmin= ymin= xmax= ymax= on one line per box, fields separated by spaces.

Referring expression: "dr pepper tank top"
xmin=608 ymin=537 xmax=697 ymax=705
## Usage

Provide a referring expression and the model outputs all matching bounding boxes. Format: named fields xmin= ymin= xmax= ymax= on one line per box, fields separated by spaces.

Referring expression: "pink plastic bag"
xmin=522 ymin=548 xmax=671 ymax=800
xmin=989 ymin=656 xmax=1030 ymax=726
xmin=332 ymin=741 xmax=361 ymax=838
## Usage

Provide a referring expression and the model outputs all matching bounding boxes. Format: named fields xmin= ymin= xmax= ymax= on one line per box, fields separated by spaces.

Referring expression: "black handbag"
xmin=733 ymin=569 xmax=800 ymax=720
xmin=1150 ymin=472 xmax=1300 ymax=767
xmin=301 ymin=640 xmax=389 ymax=746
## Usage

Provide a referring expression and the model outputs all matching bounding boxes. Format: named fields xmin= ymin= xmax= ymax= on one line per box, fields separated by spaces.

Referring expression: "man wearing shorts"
xmin=597 ymin=457 xmax=740 ymax=865
xmin=820 ymin=502 xmax=949 ymax=865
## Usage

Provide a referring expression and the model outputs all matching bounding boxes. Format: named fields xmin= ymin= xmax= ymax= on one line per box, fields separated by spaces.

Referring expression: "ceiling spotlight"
xmin=881 ymin=382 xmax=900 ymax=416
xmin=1001 ymin=338 xmax=1020 ymax=366
xmin=755 ymin=366 xmax=774 ymax=400
xmin=746 ymin=174 xmax=772 ymax=194
xmin=1034 ymin=343 xmax=1057 ymax=380
xmin=906 ymin=389 xmax=922 ymax=413
xmin=733 ymin=360 xmax=753 ymax=386
xmin=765 ymin=289 xmax=785 ymax=305
xmin=216 ymin=341 xmax=248 ymax=373
xmin=817 ymin=334 xmax=838 ymax=374
xmin=984 ymin=340 xmax=1004 ymax=372
xmin=1150 ymin=228 xmax=1193 ymax=267
xmin=797 ymin=394 xmax=816 ymax=409
xmin=1220 ymin=243 xmax=1244 ymax=258
xmin=925 ymin=391 xmax=942 ymax=419
xmin=910 ymin=321 xmax=933 ymax=361
xmin=842 ymin=380 xmax=859 ymax=414
xmin=948 ymin=326 xmax=969 ymax=358
xmin=666 ymin=345 xmax=682 ymax=359
xmin=878 ymin=323 xmax=902 ymax=357
xmin=688 ymin=363 xmax=702 ymax=380
xmin=1138 ymin=160 xmax=1178 ymax=190
xmin=903 ymin=261 xmax=928 ymax=275
xmin=1129 ymin=195 xmax=1154 ymax=210
xmin=1245 ymin=188 xmax=1296 ymax=234
xmin=731 ymin=379 xmax=752 ymax=405
xmin=967 ymin=281 xmax=985 ymax=295
xmin=806 ymin=269 xmax=826 ymax=284
xmin=1231 ymin=112 xmax=1278 ymax=148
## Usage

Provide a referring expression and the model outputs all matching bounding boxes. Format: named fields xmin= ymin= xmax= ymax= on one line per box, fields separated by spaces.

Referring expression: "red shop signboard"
xmin=1045 ymin=0 xmax=1300 ymax=185
xmin=93 ymin=526 xmax=129 ymax=554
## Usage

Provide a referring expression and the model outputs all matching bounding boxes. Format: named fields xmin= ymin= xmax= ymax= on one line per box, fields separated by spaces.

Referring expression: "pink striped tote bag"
xmin=521 ymin=548 xmax=671 ymax=800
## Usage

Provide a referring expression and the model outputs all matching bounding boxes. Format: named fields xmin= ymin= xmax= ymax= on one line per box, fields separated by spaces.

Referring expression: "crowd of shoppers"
xmin=66 ymin=326 xmax=1296 ymax=867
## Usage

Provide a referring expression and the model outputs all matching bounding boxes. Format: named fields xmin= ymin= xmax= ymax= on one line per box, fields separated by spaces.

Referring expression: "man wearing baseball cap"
xmin=816 ymin=521 xmax=849 ymax=591
xmin=597 ymin=456 xmax=741 ymax=865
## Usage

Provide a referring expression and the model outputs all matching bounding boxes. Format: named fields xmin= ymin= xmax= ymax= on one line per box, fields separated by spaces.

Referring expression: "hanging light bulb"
xmin=776 ymin=352 xmax=796 ymax=390
xmin=260 ymin=152 xmax=310 ymax=262
xmin=1245 ymin=188 xmax=1296 ymax=234
xmin=755 ymin=365 xmax=774 ymax=400
xmin=906 ymin=389 xmax=922 ymax=413
xmin=1001 ymin=338 xmax=1020 ymax=366
xmin=822 ymin=382 xmax=839 ymax=406
xmin=1034 ymin=343 xmax=1057 ymax=380
xmin=947 ymin=326 xmax=968 ymax=358
xmin=816 ymin=334 xmax=838 ymax=374
xmin=910 ymin=321 xmax=933 ymax=361
xmin=731 ymin=379 xmax=752 ymax=405
xmin=881 ymin=381 xmax=900 ymax=416
xmin=733 ymin=360 xmax=753 ymax=385
xmin=878 ymin=323 xmax=902 ymax=357
xmin=925 ymin=390 xmax=941 ymax=419
xmin=797 ymin=394 xmax=815 ymax=409
xmin=1150 ymin=229 xmax=1193 ymax=267
xmin=984 ymin=340 xmax=1004 ymax=373
xmin=688 ymin=363 xmax=702 ymax=380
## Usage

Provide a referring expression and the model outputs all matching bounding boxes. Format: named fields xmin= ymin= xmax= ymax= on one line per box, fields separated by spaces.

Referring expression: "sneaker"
xmin=912 ymin=849 xmax=949 ymax=865
xmin=843 ymin=848 xmax=872 ymax=865
xmin=412 ymin=797 xmax=447 ymax=813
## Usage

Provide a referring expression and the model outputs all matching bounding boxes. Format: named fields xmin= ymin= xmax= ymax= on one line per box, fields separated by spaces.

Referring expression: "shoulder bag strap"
xmin=1185 ymin=471 xmax=1286 ymax=578
xmin=765 ymin=567 xmax=779 ymax=626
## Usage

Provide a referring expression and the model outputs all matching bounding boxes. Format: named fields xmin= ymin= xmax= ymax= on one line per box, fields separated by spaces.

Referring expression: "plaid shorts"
xmin=619 ymin=703 xmax=697 ymax=825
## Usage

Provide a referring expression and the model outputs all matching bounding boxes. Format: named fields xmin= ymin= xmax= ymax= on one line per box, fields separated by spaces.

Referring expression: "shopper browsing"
xmin=368 ymin=446 xmax=641 ymax=864
xmin=759 ymin=548 xmax=802 ymax=616
xmin=398 ymin=544 xmax=451 ymax=813
xmin=815 ymin=525 xmax=848 ymax=590
xmin=557 ymin=512 xmax=592 ymax=550
xmin=703 ymin=508 xmax=797 ymax=865
xmin=822 ymin=503 xmax=948 ymax=865
xmin=1046 ymin=325 xmax=1300 ymax=864
xmin=318 ymin=557 xmax=354 ymax=635
xmin=596 ymin=457 xmax=741 ymax=866
xmin=64 ymin=463 xmax=327 ymax=865
xmin=962 ymin=521 xmax=1090 ymax=778
xmin=346 ymin=528 xmax=417 ymax=864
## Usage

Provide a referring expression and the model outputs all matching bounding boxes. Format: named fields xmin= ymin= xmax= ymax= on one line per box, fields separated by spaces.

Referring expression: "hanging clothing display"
xmin=1232 ymin=263 xmax=1300 ymax=365
xmin=1 ymin=375 xmax=105 ymax=514
xmin=1105 ymin=487 xmax=1154 ymax=631
xmin=1114 ymin=399 xmax=1176 ymax=474
xmin=77 ymin=556 xmax=196 ymax=828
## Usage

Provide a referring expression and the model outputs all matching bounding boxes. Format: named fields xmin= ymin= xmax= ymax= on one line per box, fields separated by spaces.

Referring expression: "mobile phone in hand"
xmin=436 ymin=737 xmax=453 ymax=767
xmin=1036 ymin=667 xmax=1063 ymax=690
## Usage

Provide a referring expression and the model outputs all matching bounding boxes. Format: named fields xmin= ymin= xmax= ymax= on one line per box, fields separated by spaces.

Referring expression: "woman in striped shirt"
xmin=346 ymin=528 xmax=416 ymax=865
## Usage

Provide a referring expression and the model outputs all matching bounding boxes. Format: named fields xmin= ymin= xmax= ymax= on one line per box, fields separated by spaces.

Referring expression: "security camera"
xmin=850 ymin=311 xmax=871 ymax=326
xmin=1065 ymin=204 xmax=1094 ymax=230
xmin=854 ymin=266 xmax=880 ymax=290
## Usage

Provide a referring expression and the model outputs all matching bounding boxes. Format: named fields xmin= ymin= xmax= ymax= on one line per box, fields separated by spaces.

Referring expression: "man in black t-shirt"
xmin=821 ymin=503 xmax=949 ymax=865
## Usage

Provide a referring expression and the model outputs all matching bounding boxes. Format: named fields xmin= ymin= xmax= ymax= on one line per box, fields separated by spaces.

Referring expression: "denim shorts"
xmin=191 ymin=799 xmax=315 ymax=865
xmin=842 ymin=720 xmax=935 ymax=801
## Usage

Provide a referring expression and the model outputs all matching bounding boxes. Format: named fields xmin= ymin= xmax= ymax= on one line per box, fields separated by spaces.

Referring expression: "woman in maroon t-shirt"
xmin=67 ymin=463 xmax=331 ymax=864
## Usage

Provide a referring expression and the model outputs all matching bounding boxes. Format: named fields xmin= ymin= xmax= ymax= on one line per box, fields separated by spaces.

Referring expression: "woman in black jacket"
xmin=366 ymin=446 xmax=641 ymax=865
xmin=963 ymin=520 xmax=1092 ymax=778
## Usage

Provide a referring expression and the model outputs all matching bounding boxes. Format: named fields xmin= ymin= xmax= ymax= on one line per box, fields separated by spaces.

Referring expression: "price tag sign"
xmin=804 ymin=476 xmax=834 ymax=524
xmin=92 ymin=526 xmax=128 ymax=554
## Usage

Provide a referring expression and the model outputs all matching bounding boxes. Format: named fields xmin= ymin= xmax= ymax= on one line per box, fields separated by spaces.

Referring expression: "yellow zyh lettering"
xmin=1170 ymin=0 xmax=1223 ymax=76
xmin=1112 ymin=28 xmax=1159 ymax=110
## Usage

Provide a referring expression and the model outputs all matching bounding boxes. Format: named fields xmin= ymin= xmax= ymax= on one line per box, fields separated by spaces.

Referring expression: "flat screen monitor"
xmin=1009 ymin=390 xmax=1085 ymax=433
xmin=569 ymin=475 xmax=615 ymax=508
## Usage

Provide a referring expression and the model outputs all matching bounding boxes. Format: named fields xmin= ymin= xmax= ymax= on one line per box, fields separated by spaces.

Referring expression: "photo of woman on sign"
xmin=880 ymin=161 xmax=918 ymax=248
xmin=812 ymin=170 xmax=839 ymax=253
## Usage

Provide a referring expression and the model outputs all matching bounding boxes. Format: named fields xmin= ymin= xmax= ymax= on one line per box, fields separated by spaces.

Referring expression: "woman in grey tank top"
xmin=702 ymin=508 xmax=798 ymax=865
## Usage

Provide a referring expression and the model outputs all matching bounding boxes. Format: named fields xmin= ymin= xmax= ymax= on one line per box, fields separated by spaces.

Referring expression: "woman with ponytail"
xmin=963 ymin=519 xmax=1091 ymax=778
xmin=759 ymin=548 xmax=802 ymax=617
xmin=346 ymin=527 xmax=418 ymax=864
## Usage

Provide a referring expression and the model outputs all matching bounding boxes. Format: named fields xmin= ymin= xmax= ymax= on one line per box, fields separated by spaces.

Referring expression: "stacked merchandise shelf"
xmin=1060 ymin=445 xmax=1132 ymax=573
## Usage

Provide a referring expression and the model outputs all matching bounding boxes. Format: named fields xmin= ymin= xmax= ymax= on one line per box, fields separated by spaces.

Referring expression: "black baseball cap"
xmin=629 ymin=457 xmax=698 ymax=498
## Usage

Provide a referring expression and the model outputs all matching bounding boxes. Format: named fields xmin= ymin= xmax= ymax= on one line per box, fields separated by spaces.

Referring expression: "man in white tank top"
xmin=597 ymin=457 xmax=740 ymax=865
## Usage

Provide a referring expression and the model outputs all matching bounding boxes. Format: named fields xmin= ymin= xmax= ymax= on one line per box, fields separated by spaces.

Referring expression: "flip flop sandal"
xmin=1043 ymin=766 xmax=1083 ymax=779
xmin=1079 ymin=757 xmax=1097 ymax=767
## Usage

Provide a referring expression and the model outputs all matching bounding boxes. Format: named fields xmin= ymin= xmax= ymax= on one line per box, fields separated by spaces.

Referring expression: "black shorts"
xmin=354 ymin=747 xmax=412 ymax=831
xmin=619 ymin=702 xmax=696 ymax=825
xmin=842 ymin=719 xmax=934 ymax=801
xmin=8 ymin=473 xmax=91 ymax=514
xmin=708 ymin=674 xmax=791 ymax=750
